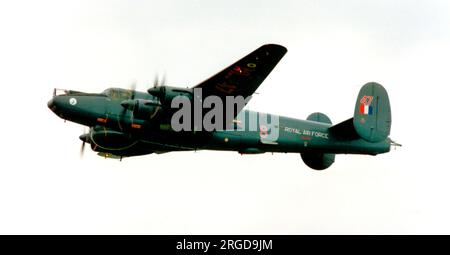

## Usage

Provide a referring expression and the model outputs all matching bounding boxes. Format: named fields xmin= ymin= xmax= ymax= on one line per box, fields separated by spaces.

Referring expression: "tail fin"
xmin=353 ymin=82 xmax=391 ymax=142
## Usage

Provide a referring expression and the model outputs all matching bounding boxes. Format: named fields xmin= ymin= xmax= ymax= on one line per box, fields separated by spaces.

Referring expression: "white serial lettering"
xmin=284 ymin=127 xmax=328 ymax=139
xmin=284 ymin=126 xmax=302 ymax=134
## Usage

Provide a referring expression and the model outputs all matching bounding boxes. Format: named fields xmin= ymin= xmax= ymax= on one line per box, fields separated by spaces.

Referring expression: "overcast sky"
xmin=1 ymin=0 xmax=450 ymax=234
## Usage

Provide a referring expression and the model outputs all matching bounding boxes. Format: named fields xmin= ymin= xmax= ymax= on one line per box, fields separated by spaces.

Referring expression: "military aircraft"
xmin=48 ymin=44 xmax=399 ymax=170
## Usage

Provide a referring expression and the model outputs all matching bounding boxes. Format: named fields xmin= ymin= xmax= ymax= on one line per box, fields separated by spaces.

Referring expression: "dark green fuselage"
xmin=48 ymin=88 xmax=390 ymax=158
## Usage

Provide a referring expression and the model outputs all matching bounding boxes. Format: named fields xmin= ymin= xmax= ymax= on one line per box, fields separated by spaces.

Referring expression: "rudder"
xmin=353 ymin=82 xmax=391 ymax=142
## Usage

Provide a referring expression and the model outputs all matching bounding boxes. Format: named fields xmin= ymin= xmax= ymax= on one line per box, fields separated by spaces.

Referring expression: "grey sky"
xmin=0 ymin=0 xmax=450 ymax=234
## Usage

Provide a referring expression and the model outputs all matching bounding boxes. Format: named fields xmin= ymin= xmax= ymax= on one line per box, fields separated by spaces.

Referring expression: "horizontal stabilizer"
xmin=328 ymin=118 xmax=360 ymax=140
xmin=307 ymin=112 xmax=332 ymax=124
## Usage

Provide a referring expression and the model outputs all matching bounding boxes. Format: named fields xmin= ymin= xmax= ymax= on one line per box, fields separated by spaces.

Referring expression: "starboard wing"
xmin=193 ymin=44 xmax=287 ymax=118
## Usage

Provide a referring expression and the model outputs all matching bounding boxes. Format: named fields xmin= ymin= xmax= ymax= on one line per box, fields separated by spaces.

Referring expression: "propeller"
xmin=80 ymin=140 xmax=85 ymax=158
xmin=119 ymin=74 xmax=166 ymax=130
xmin=148 ymin=72 xmax=166 ymax=98
xmin=130 ymin=79 xmax=137 ymax=100
xmin=118 ymin=80 xmax=139 ymax=130
xmin=153 ymin=74 xmax=159 ymax=88
xmin=79 ymin=128 xmax=89 ymax=159
xmin=152 ymin=72 xmax=166 ymax=88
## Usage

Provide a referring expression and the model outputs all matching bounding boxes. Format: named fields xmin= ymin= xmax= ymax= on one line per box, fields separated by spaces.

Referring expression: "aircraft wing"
xmin=193 ymin=44 xmax=287 ymax=116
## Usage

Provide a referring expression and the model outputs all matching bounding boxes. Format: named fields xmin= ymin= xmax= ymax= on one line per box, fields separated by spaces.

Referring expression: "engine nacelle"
xmin=121 ymin=99 xmax=162 ymax=120
xmin=90 ymin=127 xmax=137 ymax=151
xmin=147 ymin=86 xmax=193 ymax=106
xmin=84 ymin=127 xmax=153 ymax=157
xmin=133 ymin=99 xmax=162 ymax=120
xmin=301 ymin=152 xmax=335 ymax=170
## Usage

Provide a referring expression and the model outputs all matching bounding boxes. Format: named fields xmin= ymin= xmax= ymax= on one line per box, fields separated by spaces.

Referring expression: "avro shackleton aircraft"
xmin=48 ymin=44 xmax=399 ymax=170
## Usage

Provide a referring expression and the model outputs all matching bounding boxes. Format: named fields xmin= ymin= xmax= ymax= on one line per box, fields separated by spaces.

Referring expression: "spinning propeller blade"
xmin=79 ymin=128 xmax=89 ymax=159
xmin=148 ymin=72 xmax=167 ymax=98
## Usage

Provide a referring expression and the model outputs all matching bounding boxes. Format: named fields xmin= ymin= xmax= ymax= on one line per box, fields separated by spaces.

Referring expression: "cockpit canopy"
xmin=102 ymin=88 xmax=133 ymax=100
xmin=53 ymin=88 xmax=86 ymax=96
xmin=52 ymin=87 xmax=137 ymax=100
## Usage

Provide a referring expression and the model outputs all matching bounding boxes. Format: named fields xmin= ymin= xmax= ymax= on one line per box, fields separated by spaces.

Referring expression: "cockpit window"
xmin=102 ymin=88 xmax=133 ymax=100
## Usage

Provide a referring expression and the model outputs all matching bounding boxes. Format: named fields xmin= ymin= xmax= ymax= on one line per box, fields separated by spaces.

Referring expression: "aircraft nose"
xmin=47 ymin=96 xmax=63 ymax=113
xmin=47 ymin=98 xmax=54 ymax=109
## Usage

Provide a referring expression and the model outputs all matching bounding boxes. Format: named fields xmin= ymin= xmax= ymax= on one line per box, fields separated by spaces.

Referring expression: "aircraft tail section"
xmin=330 ymin=82 xmax=391 ymax=143
xmin=353 ymin=82 xmax=391 ymax=142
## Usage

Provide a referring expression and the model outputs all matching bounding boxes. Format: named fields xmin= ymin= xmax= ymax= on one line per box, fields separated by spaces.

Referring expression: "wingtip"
xmin=261 ymin=43 xmax=288 ymax=53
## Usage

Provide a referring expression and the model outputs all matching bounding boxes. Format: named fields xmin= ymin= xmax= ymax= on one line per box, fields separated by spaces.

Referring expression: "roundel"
xmin=259 ymin=125 xmax=268 ymax=139
xmin=69 ymin=98 xmax=77 ymax=106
